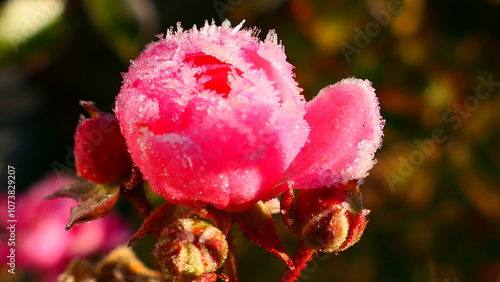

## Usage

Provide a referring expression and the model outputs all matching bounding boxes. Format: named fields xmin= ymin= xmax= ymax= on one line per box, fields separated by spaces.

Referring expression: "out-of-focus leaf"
xmin=83 ymin=0 xmax=158 ymax=62
xmin=457 ymin=169 xmax=500 ymax=220
xmin=96 ymin=246 xmax=165 ymax=281
xmin=58 ymin=259 xmax=96 ymax=281
xmin=59 ymin=246 xmax=166 ymax=281
xmin=0 ymin=0 xmax=68 ymax=67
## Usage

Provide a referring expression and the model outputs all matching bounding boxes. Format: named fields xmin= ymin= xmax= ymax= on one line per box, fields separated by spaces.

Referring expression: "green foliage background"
xmin=1 ymin=0 xmax=499 ymax=281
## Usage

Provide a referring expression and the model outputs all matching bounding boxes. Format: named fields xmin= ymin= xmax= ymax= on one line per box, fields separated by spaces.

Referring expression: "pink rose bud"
xmin=74 ymin=101 xmax=132 ymax=184
xmin=115 ymin=20 xmax=310 ymax=211
xmin=293 ymin=181 xmax=370 ymax=253
xmin=153 ymin=218 xmax=228 ymax=281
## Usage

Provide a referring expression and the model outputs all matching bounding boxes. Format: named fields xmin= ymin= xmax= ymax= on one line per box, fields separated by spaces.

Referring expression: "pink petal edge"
xmin=281 ymin=78 xmax=384 ymax=189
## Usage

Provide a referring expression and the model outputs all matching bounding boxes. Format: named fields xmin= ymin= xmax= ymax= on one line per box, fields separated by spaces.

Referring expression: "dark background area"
xmin=1 ymin=0 xmax=499 ymax=281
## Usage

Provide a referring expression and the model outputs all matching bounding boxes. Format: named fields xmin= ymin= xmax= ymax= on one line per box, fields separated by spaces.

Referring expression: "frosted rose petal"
xmin=283 ymin=78 xmax=384 ymax=189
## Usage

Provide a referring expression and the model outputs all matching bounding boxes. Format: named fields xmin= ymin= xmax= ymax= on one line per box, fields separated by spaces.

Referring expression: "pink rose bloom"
xmin=115 ymin=20 xmax=383 ymax=212
xmin=0 ymin=174 xmax=131 ymax=281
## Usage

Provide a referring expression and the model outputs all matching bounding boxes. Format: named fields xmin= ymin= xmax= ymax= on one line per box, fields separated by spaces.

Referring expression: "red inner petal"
xmin=184 ymin=52 xmax=240 ymax=97
xmin=184 ymin=52 xmax=226 ymax=66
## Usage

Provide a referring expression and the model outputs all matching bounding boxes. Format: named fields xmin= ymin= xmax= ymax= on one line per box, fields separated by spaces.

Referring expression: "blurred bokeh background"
xmin=0 ymin=0 xmax=499 ymax=281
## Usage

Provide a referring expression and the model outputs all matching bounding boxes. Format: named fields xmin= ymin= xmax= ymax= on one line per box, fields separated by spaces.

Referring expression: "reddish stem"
xmin=120 ymin=182 xmax=152 ymax=218
xmin=217 ymin=273 xmax=230 ymax=282
xmin=280 ymin=188 xmax=297 ymax=233
xmin=222 ymin=231 xmax=238 ymax=281
xmin=281 ymin=242 xmax=317 ymax=282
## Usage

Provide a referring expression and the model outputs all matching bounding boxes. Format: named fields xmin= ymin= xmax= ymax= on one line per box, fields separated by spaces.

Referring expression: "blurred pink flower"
xmin=115 ymin=20 xmax=383 ymax=212
xmin=0 ymin=174 xmax=131 ymax=281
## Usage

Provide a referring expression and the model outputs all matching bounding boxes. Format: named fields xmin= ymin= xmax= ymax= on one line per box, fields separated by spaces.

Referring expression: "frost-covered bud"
xmin=74 ymin=101 xmax=132 ymax=184
xmin=153 ymin=218 xmax=228 ymax=281
xmin=294 ymin=181 xmax=369 ymax=253
xmin=115 ymin=20 xmax=310 ymax=212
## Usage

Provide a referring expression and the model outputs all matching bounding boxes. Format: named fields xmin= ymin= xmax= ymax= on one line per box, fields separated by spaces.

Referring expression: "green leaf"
xmin=0 ymin=0 xmax=68 ymax=67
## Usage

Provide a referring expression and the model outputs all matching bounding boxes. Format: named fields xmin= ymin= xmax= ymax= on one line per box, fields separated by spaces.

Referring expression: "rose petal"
xmin=115 ymin=21 xmax=309 ymax=211
xmin=282 ymin=78 xmax=384 ymax=189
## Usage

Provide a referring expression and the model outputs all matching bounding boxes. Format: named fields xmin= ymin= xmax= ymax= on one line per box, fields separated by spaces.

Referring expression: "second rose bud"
xmin=74 ymin=101 xmax=132 ymax=184
xmin=292 ymin=181 xmax=370 ymax=253
xmin=153 ymin=218 xmax=228 ymax=282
